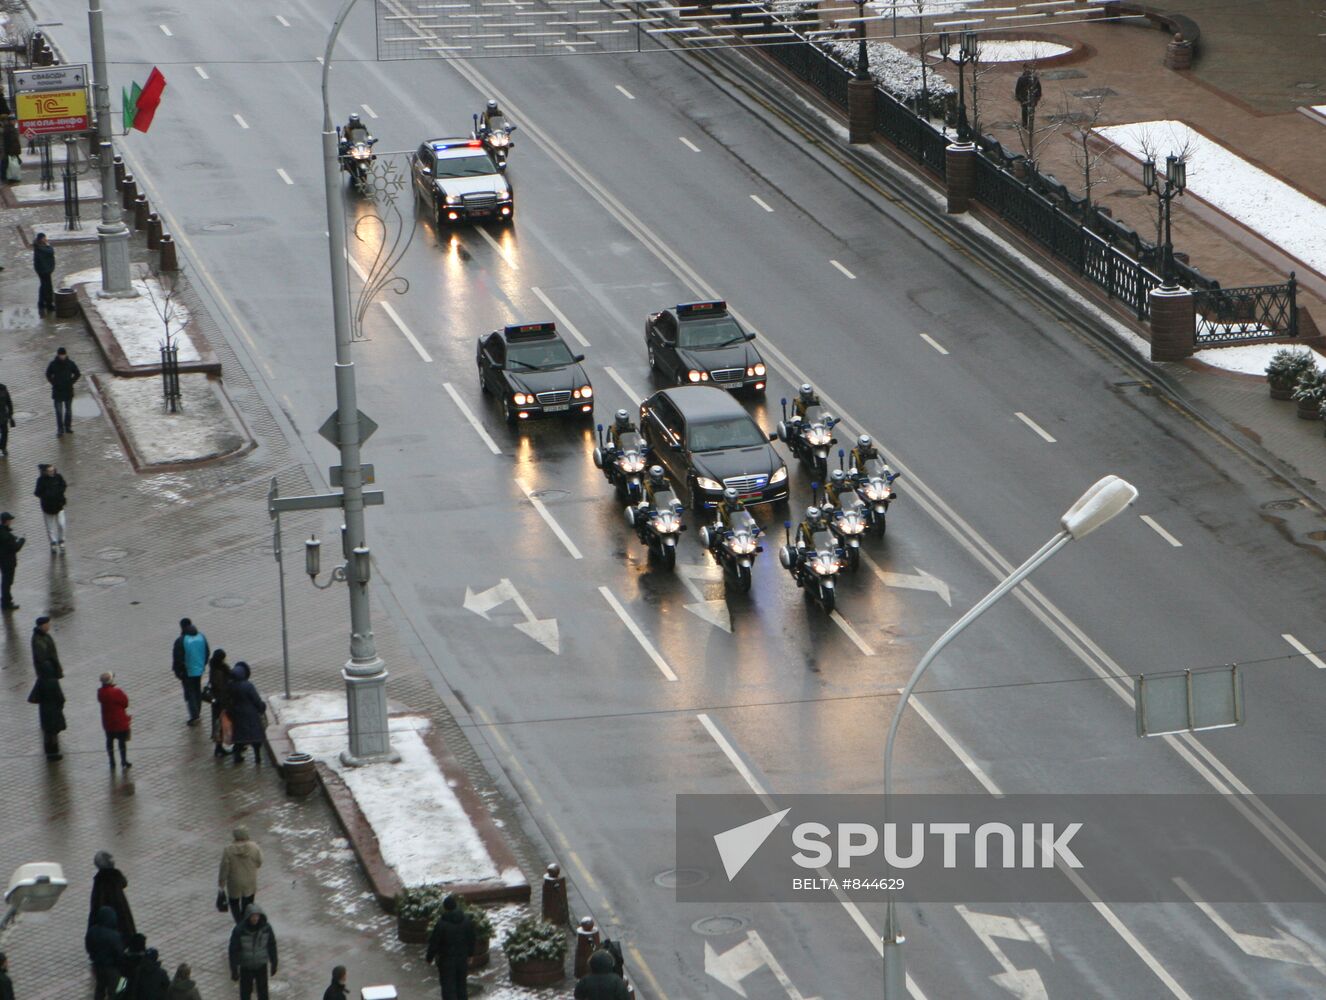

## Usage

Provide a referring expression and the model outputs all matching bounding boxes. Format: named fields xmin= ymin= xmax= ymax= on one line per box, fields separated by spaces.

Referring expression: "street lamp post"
xmin=878 ymin=475 xmax=1139 ymax=999
xmin=86 ymin=0 xmax=132 ymax=295
xmin=1142 ymin=153 xmax=1186 ymax=288
xmin=937 ymin=30 xmax=978 ymax=141
xmin=854 ymin=0 xmax=871 ymax=82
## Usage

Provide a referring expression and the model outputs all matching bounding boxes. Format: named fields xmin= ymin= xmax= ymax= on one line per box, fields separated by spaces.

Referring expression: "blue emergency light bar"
xmin=676 ymin=300 xmax=727 ymax=317
xmin=505 ymin=322 xmax=558 ymax=340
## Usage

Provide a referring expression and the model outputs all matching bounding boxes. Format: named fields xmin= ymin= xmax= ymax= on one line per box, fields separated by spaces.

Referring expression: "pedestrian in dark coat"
xmin=130 ymin=947 xmax=171 ymax=1000
xmin=208 ymin=647 xmax=233 ymax=756
xmin=119 ymin=934 xmax=147 ymax=996
xmin=44 ymin=346 xmax=78 ymax=436
xmin=85 ymin=906 xmax=124 ymax=1000
xmin=228 ymin=903 xmax=278 ymax=1000
xmin=34 ymin=463 xmax=67 ymax=552
xmin=31 ymin=615 xmax=61 ymax=675
xmin=0 ymin=384 xmax=14 ymax=457
xmin=0 ymin=512 xmax=23 ymax=610
xmin=425 ymin=895 xmax=475 ymax=1000
xmin=33 ymin=236 xmax=55 ymax=319
xmin=228 ymin=661 xmax=267 ymax=764
xmin=89 ymin=850 xmax=136 ymax=938
xmin=323 ymin=965 xmax=349 ymax=1000
xmin=0 ymin=951 xmax=15 ymax=1000
xmin=574 ymin=950 xmax=631 ymax=1000
xmin=1 ymin=115 xmax=19 ymax=183
xmin=166 ymin=963 xmax=201 ymax=1000
xmin=170 ymin=618 xmax=208 ymax=725
xmin=97 ymin=674 xmax=132 ymax=770
xmin=32 ymin=618 xmax=65 ymax=761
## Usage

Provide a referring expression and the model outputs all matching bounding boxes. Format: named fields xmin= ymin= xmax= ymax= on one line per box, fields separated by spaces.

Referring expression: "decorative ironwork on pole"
xmin=349 ymin=154 xmax=416 ymax=344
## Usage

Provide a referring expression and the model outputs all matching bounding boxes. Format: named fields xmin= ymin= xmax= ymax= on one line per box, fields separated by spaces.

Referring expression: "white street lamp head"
xmin=1060 ymin=475 xmax=1138 ymax=540
xmin=4 ymin=862 xmax=67 ymax=915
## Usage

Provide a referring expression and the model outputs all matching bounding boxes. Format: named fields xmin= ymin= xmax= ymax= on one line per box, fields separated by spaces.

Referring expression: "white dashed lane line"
xmin=518 ymin=478 xmax=584 ymax=559
xmin=1140 ymin=514 xmax=1182 ymax=547
xmin=361 ymin=104 xmax=379 ymax=119
xmin=599 ymin=587 xmax=678 ymax=682
xmin=615 ymin=84 xmax=635 ymax=99
xmin=679 ymin=137 xmax=700 ymax=152
xmin=276 ymin=168 xmax=294 ymax=185
xmin=750 ymin=194 xmax=774 ymax=213
xmin=830 ymin=611 xmax=874 ymax=656
xmin=1283 ymin=633 xmax=1326 ymax=670
xmin=830 ymin=259 xmax=856 ymax=279
xmin=381 ymin=302 xmax=433 ymax=363
xmin=159 ymin=24 xmax=173 ymax=36
xmin=275 ymin=14 xmax=291 ymax=26
xmin=529 ymin=286 xmax=590 ymax=347
xmin=475 ymin=226 xmax=517 ymax=269
xmin=1014 ymin=411 xmax=1056 ymax=443
xmin=194 ymin=66 xmax=209 ymax=80
xmin=233 ymin=114 xmax=249 ymax=129
xmin=442 ymin=382 xmax=501 ymax=456
xmin=602 ymin=365 xmax=644 ymax=404
xmin=920 ymin=333 xmax=949 ymax=355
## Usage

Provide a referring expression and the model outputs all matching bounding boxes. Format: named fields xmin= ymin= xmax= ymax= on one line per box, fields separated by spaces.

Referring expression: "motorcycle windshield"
xmin=811 ymin=530 xmax=836 ymax=551
xmin=729 ymin=511 xmax=757 ymax=533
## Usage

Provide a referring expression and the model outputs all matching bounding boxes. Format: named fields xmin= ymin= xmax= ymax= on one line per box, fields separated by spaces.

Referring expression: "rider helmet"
xmin=723 ymin=487 xmax=739 ymax=503
xmin=857 ymin=434 xmax=872 ymax=450
xmin=614 ymin=409 xmax=630 ymax=430
xmin=829 ymin=469 xmax=846 ymax=485
xmin=348 ymin=113 xmax=361 ymax=125
xmin=487 ymin=99 xmax=499 ymax=113
xmin=799 ymin=384 xmax=814 ymax=401
xmin=650 ymin=465 xmax=666 ymax=484
xmin=806 ymin=506 xmax=821 ymax=521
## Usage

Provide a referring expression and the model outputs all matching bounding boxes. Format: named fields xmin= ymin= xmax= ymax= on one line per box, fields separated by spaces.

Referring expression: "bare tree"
xmin=1059 ymin=91 xmax=1112 ymax=206
xmin=966 ymin=50 xmax=996 ymax=139
xmin=1133 ymin=125 xmax=1198 ymax=249
xmin=143 ymin=266 xmax=187 ymax=412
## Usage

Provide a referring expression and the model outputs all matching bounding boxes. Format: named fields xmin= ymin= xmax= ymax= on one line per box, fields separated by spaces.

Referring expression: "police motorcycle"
xmin=337 ymin=114 xmax=378 ymax=192
xmin=593 ymin=410 xmax=650 ymax=503
xmin=777 ymin=384 xmax=838 ymax=483
xmin=626 ymin=467 xmax=687 ymax=569
xmin=845 ymin=436 xmax=901 ymax=536
xmin=779 ymin=506 xmax=845 ymax=612
xmin=698 ymin=488 xmax=763 ymax=593
xmin=473 ymin=101 xmax=517 ymax=171
xmin=821 ymin=471 xmax=867 ymax=572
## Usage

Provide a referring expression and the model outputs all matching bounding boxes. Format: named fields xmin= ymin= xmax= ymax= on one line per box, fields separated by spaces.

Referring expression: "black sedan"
xmin=412 ymin=138 xmax=514 ymax=226
xmin=640 ymin=386 xmax=788 ymax=509
xmin=477 ymin=323 xmax=594 ymax=424
xmin=645 ymin=300 xmax=767 ymax=392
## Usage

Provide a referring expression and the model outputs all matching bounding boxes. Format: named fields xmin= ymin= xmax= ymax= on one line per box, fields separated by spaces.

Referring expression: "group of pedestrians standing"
xmin=172 ymin=619 xmax=269 ymax=763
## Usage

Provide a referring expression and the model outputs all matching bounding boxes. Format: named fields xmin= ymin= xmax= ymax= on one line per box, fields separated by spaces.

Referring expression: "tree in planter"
xmin=1292 ymin=364 xmax=1326 ymax=420
xmin=1266 ymin=348 xmax=1315 ymax=401
xmin=142 ymin=265 xmax=188 ymax=413
xmin=503 ymin=916 xmax=569 ymax=986
xmin=1060 ymin=90 xmax=1114 ymax=211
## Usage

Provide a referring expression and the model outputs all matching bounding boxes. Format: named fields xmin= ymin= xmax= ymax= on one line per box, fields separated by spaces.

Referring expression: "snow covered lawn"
xmin=277 ymin=694 xmax=515 ymax=890
xmin=98 ymin=374 xmax=247 ymax=467
xmin=1096 ymin=120 xmax=1326 ymax=278
xmin=939 ymin=39 xmax=1071 ymax=62
xmin=66 ymin=267 xmax=200 ymax=367
xmin=1193 ymin=343 xmax=1326 ymax=377
xmin=819 ymin=39 xmax=954 ymax=103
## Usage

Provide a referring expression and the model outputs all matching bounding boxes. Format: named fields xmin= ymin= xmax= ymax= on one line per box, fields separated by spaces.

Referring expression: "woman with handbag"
xmin=228 ymin=661 xmax=267 ymax=765
xmin=206 ymin=648 xmax=233 ymax=758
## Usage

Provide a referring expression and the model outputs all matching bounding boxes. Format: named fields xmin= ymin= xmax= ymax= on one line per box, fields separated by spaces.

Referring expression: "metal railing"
xmin=1194 ymin=276 xmax=1298 ymax=344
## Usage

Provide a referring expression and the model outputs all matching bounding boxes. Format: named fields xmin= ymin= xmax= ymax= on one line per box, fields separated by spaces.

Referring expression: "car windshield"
xmin=434 ymin=153 xmax=496 ymax=178
xmin=688 ymin=416 xmax=767 ymax=452
xmin=677 ymin=315 xmax=746 ymax=349
xmin=507 ymin=339 xmax=576 ymax=370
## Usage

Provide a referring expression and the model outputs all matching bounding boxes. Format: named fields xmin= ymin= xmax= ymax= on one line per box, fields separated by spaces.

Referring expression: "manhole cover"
xmin=1261 ymin=498 xmax=1302 ymax=511
xmin=96 ymin=548 xmax=129 ymax=561
xmin=529 ymin=489 xmax=569 ymax=500
xmin=210 ymin=595 xmax=248 ymax=609
xmin=654 ymin=868 xmax=709 ymax=889
xmin=92 ymin=574 xmax=126 ymax=587
xmin=1072 ymin=87 xmax=1118 ymax=99
xmin=1295 ymin=82 xmax=1322 ymax=90
xmin=692 ymin=915 xmax=749 ymax=936
xmin=1040 ymin=68 xmax=1086 ymax=81
xmin=203 ymin=222 xmax=235 ymax=232
xmin=1307 ymin=530 xmax=1326 ymax=541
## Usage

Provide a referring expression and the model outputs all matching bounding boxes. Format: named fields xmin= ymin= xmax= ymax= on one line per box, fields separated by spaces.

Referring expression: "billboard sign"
xmin=12 ymin=65 xmax=87 ymax=92
xmin=15 ymin=88 xmax=89 ymax=138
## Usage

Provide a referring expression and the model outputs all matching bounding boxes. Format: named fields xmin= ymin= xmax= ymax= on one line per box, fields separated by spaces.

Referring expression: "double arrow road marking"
xmin=463 ymin=579 xmax=560 ymax=654
xmin=705 ymin=930 xmax=821 ymax=1000
xmin=678 ymin=561 xmax=731 ymax=632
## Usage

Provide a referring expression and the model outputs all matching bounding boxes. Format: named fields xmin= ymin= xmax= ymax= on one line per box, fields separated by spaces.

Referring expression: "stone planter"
xmin=1269 ymin=380 xmax=1295 ymax=401
xmin=396 ymin=914 xmax=430 ymax=944
xmin=1296 ymin=396 xmax=1320 ymax=420
xmin=468 ymin=935 xmax=491 ymax=971
xmin=509 ymin=957 xmax=565 ymax=987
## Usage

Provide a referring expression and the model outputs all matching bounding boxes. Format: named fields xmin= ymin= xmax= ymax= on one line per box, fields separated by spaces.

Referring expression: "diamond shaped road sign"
xmin=318 ymin=409 xmax=378 ymax=449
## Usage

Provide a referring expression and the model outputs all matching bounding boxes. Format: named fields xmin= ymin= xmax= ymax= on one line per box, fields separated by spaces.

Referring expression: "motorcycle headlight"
xmin=352 ymin=147 xmax=371 ymax=159
xmin=619 ymin=452 xmax=646 ymax=473
xmin=729 ymin=532 xmax=757 ymax=555
xmin=490 ymin=134 xmax=509 ymax=147
xmin=572 ymin=385 xmax=593 ymax=399
xmin=445 ymin=194 xmax=461 ymax=205
xmin=695 ymin=476 xmax=723 ymax=491
xmin=654 ymin=512 xmax=680 ymax=533
xmin=806 ymin=425 xmax=832 ymax=446
xmin=840 ymin=512 xmax=864 ymax=534
xmin=769 ymin=465 xmax=788 ymax=485
xmin=687 ymin=369 xmax=709 ymax=383
xmin=861 ymin=480 xmax=885 ymax=501
xmin=812 ymin=554 xmax=839 ymax=576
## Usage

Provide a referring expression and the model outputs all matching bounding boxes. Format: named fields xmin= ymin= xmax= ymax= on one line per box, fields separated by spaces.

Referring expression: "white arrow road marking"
xmin=1175 ymin=878 xmax=1326 ymax=976
xmin=678 ymin=561 xmax=731 ymax=632
xmin=704 ymin=931 xmax=822 ymax=1000
xmin=862 ymin=552 xmax=952 ymax=606
xmin=463 ymin=578 xmax=559 ymax=653
xmin=530 ymin=286 xmax=590 ymax=347
xmin=955 ymin=906 xmax=1052 ymax=1000
xmin=1283 ymin=633 xmax=1326 ymax=670
xmin=599 ymin=586 xmax=677 ymax=681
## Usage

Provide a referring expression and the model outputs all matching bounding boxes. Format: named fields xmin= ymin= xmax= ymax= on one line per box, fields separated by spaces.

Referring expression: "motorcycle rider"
xmin=606 ymin=409 xmax=638 ymax=453
xmin=713 ymin=487 xmax=746 ymax=530
xmin=340 ymin=112 xmax=370 ymax=153
xmin=795 ymin=505 xmax=832 ymax=551
xmin=849 ymin=434 xmax=881 ymax=473
xmin=791 ymin=383 xmax=821 ymax=422
xmin=640 ymin=465 xmax=672 ymax=509
xmin=824 ymin=468 xmax=852 ymax=509
xmin=479 ymin=99 xmax=506 ymax=134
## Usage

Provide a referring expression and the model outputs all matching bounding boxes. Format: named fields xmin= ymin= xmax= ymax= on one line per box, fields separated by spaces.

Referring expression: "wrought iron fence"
xmin=1194 ymin=277 xmax=1298 ymax=345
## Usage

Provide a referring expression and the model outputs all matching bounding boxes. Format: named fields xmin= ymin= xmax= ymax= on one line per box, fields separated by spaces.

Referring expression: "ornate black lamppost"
xmin=1142 ymin=153 xmax=1186 ymax=287
xmin=937 ymin=30 xmax=978 ymax=140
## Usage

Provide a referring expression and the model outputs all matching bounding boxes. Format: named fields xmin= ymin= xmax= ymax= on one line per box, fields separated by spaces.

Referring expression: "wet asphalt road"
xmin=34 ymin=0 xmax=1326 ymax=996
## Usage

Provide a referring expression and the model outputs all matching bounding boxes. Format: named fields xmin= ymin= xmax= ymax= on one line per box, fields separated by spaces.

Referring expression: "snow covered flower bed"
xmin=1194 ymin=343 xmax=1326 ymax=377
xmin=955 ymin=39 xmax=1071 ymax=63
xmin=819 ymin=38 xmax=954 ymax=105
xmin=65 ymin=267 xmax=199 ymax=366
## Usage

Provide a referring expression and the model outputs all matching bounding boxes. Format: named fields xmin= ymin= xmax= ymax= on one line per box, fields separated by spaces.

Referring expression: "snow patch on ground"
xmin=819 ymin=39 xmax=954 ymax=102
xmin=932 ymin=39 xmax=1071 ymax=62
xmin=66 ymin=267 xmax=199 ymax=366
xmin=287 ymin=713 xmax=501 ymax=888
xmin=99 ymin=374 xmax=244 ymax=466
xmin=867 ymin=0 xmax=982 ymax=14
xmin=11 ymin=177 xmax=100 ymax=202
xmin=1193 ymin=343 xmax=1326 ymax=377
xmin=1096 ymin=120 xmax=1326 ymax=278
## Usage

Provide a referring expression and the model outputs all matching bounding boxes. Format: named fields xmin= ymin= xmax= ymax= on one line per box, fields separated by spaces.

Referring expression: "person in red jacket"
xmin=97 ymin=672 xmax=132 ymax=771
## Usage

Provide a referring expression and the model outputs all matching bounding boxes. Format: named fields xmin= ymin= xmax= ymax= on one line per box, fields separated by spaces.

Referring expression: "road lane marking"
xmin=603 ymin=365 xmax=643 ymax=404
xmin=159 ymin=24 xmax=173 ymax=36
xmin=911 ymin=695 xmax=1000 ymax=796
xmin=233 ymin=114 xmax=249 ymax=129
xmin=316 ymin=55 xmax=324 ymax=64
xmin=1140 ymin=514 xmax=1182 ymax=547
xmin=830 ymin=259 xmax=856 ymax=279
xmin=518 ymin=477 xmax=583 ymax=559
xmin=1015 ymin=411 xmax=1056 ymax=443
xmin=830 ymin=610 xmax=874 ymax=655
xmin=475 ymin=226 xmax=518 ymax=268
xmin=600 ymin=587 xmax=677 ymax=681
xmin=920 ymin=333 xmax=949 ymax=355
xmin=1174 ymin=878 xmax=1326 ymax=974
xmin=679 ymin=136 xmax=700 ymax=152
xmin=750 ymin=194 xmax=774 ymax=212
xmin=361 ymin=104 xmax=379 ymax=119
xmin=442 ymin=382 xmax=501 ymax=456
xmin=344 ymin=251 xmax=368 ymax=282
xmin=194 ymin=66 xmax=209 ymax=79
xmin=276 ymin=168 xmax=294 ymax=185
xmin=529 ymin=285 xmax=589 ymax=347
xmin=275 ymin=14 xmax=291 ymax=25
xmin=615 ymin=84 xmax=635 ymax=99
xmin=1283 ymin=633 xmax=1326 ymax=670
xmin=381 ymin=301 xmax=433 ymax=362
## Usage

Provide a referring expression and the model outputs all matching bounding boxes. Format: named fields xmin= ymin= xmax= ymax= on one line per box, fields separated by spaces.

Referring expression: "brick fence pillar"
xmin=1149 ymin=285 xmax=1195 ymax=361
xmin=1164 ymin=33 xmax=1193 ymax=71
xmin=848 ymin=78 xmax=875 ymax=144
xmin=945 ymin=142 xmax=976 ymax=214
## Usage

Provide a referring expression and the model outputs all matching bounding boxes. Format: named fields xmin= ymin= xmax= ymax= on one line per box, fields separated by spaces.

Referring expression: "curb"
xmin=266 ymin=712 xmax=533 ymax=912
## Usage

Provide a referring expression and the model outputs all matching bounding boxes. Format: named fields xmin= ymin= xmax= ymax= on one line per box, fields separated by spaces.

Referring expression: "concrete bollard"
xmin=847 ymin=78 xmax=876 ymax=145
xmin=121 ymin=175 xmax=137 ymax=210
xmin=133 ymin=195 xmax=150 ymax=231
xmin=147 ymin=213 xmax=163 ymax=250
xmin=1148 ymin=285 xmax=1195 ymax=362
xmin=158 ymin=234 xmax=179 ymax=272
xmin=113 ymin=156 xmax=125 ymax=190
xmin=944 ymin=142 xmax=976 ymax=214
xmin=541 ymin=863 xmax=569 ymax=926
xmin=54 ymin=288 xmax=80 ymax=319
xmin=1164 ymin=33 xmax=1193 ymax=71
xmin=573 ymin=917 xmax=601 ymax=979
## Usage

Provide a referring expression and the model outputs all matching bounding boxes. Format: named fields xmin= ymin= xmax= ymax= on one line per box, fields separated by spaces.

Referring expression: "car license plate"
xmin=544 ymin=403 xmax=569 ymax=412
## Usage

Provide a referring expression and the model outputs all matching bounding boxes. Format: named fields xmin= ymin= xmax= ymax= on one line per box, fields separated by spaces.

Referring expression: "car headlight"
xmin=445 ymin=194 xmax=461 ymax=205
xmin=687 ymin=369 xmax=710 ymax=383
xmin=769 ymin=466 xmax=788 ymax=485
xmin=752 ymin=362 xmax=766 ymax=376
xmin=619 ymin=452 xmax=646 ymax=473
xmin=728 ymin=532 xmax=757 ymax=555
xmin=512 ymin=392 xmax=532 ymax=406
xmin=572 ymin=385 xmax=593 ymax=399
xmin=695 ymin=477 xmax=723 ymax=491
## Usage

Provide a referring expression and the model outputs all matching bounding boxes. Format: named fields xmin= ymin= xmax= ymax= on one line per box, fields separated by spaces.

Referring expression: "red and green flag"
xmin=122 ymin=68 xmax=167 ymax=134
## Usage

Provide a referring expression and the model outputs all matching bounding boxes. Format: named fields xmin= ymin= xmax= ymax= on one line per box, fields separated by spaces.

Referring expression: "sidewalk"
xmin=0 ymin=201 xmax=562 ymax=997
